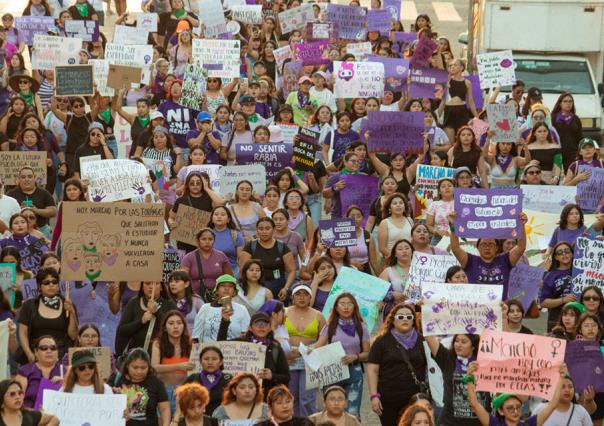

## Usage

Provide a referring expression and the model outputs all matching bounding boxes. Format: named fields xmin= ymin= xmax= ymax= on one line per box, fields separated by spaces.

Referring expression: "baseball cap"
xmin=71 ymin=350 xmax=97 ymax=368
xmin=88 ymin=122 xmax=104 ymax=132
xmin=241 ymin=95 xmax=256 ymax=104
xmin=196 ymin=111 xmax=212 ymax=122
xmin=298 ymin=76 xmax=312 ymax=85
xmin=150 ymin=111 xmax=164 ymax=120
xmin=578 ymin=137 xmax=599 ymax=150
xmin=250 ymin=312 xmax=271 ymax=326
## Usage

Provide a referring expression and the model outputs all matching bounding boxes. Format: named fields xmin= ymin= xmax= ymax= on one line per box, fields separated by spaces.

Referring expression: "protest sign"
xmin=273 ymin=45 xmax=292 ymax=70
xmin=521 ymin=185 xmax=576 ymax=214
xmin=65 ymin=19 xmax=99 ymax=42
xmin=79 ymin=155 xmax=102 ymax=180
xmin=390 ymin=31 xmax=417 ymax=47
xmin=55 ymin=65 xmax=94 ymax=97
xmin=306 ymin=22 xmax=337 ymax=43
xmin=105 ymin=44 xmax=154 ymax=84
xmin=236 ymin=143 xmax=293 ymax=181
xmin=409 ymin=67 xmax=449 ymax=98
xmin=406 ymin=253 xmax=459 ymax=301
xmin=422 ymin=283 xmax=503 ymax=336
xmin=231 ymin=5 xmax=262 ymax=24
xmin=184 ymin=164 xmax=221 ymax=192
xmin=20 ymin=239 xmax=48 ymax=275
xmin=113 ymin=24 xmax=149 ymax=45
xmin=476 ymin=50 xmax=516 ymax=89
xmin=163 ymin=246 xmax=185 ymax=282
xmin=219 ymin=165 xmax=266 ymax=197
xmin=43 ymin=390 xmax=127 ymax=426
xmin=293 ymin=128 xmax=319 ymax=171
xmin=294 ymin=41 xmax=329 ymax=66
xmin=0 ymin=264 xmax=16 ymax=293
xmin=89 ymin=59 xmax=114 ymax=97
xmin=32 ymin=34 xmax=81 ymax=70
xmin=319 ymin=219 xmax=356 ymax=248
xmin=469 ymin=118 xmax=489 ymax=142
xmin=367 ymin=110 xmax=424 ymax=152
xmin=367 ymin=9 xmax=391 ymax=32
xmin=577 ymin=166 xmax=604 ymax=211
xmin=340 ymin=174 xmax=379 ymax=227
xmin=137 ymin=13 xmax=158 ymax=32
xmin=279 ymin=3 xmax=313 ymax=33
xmin=189 ymin=341 xmax=266 ymax=374
xmin=0 ymin=321 xmax=8 ymax=380
xmin=305 ymin=342 xmax=350 ymax=389
xmin=564 ymin=341 xmax=604 ymax=393
xmin=15 ymin=16 xmax=55 ymax=44
xmin=571 ymin=237 xmax=604 ymax=295
xmin=346 ymin=42 xmax=372 ymax=61
xmin=171 ymin=204 xmax=211 ymax=246
xmin=466 ymin=75 xmax=484 ymax=111
xmin=454 ymin=188 xmax=524 ymax=239
xmin=410 ymin=36 xmax=437 ymax=68
xmin=107 ymin=64 xmax=142 ymax=90
xmin=181 ymin=63 xmax=208 ymax=109
xmin=383 ymin=0 xmax=401 ymax=21
xmin=414 ymin=164 xmax=455 ymax=218
xmin=327 ymin=4 xmax=367 ymax=40
xmin=68 ymin=347 xmax=112 ymax=380
xmin=322 ymin=267 xmax=390 ymax=332
xmin=282 ymin=60 xmax=303 ymax=97
xmin=81 ymin=159 xmax=152 ymax=202
xmin=0 ymin=151 xmax=47 ymax=185
xmin=487 ymin=103 xmax=519 ymax=143
xmin=476 ymin=330 xmax=566 ymax=399
xmin=198 ymin=0 xmax=227 ymax=37
xmin=192 ymin=39 xmax=241 ymax=78
xmin=507 ymin=263 xmax=543 ymax=310
xmin=61 ymin=202 xmax=164 ymax=282
xmin=279 ymin=123 xmax=299 ymax=144
xmin=334 ymin=61 xmax=384 ymax=98
xmin=367 ymin=56 xmax=409 ymax=92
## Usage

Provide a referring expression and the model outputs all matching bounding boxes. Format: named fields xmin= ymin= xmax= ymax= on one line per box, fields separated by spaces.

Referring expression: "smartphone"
xmin=220 ymin=296 xmax=233 ymax=311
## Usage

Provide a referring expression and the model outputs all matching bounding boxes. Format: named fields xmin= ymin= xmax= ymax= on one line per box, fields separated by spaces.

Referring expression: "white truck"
xmin=464 ymin=0 xmax=604 ymax=142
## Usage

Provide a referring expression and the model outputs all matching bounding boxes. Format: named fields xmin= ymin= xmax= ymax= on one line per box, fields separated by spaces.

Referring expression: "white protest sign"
xmin=219 ymin=164 xmax=266 ymax=197
xmin=230 ymin=5 xmax=262 ymax=24
xmin=274 ymin=45 xmax=292 ymax=70
xmin=278 ymin=123 xmax=299 ymax=144
xmin=65 ymin=20 xmax=98 ymax=42
xmin=79 ymin=154 xmax=102 ymax=180
xmin=334 ymin=61 xmax=384 ymax=98
xmin=421 ymin=283 xmax=503 ymax=336
xmin=136 ymin=13 xmax=158 ymax=32
xmin=43 ymin=390 xmax=127 ymax=426
xmin=572 ymin=237 xmax=604 ymax=296
xmin=113 ymin=25 xmax=149 ymax=46
xmin=476 ymin=50 xmax=516 ymax=90
xmin=184 ymin=164 xmax=221 ymax=192
xmin=192 ymin=39 xmax=241 ymax=78
xmin=32 ymin=34 xmax=81 ymax=70
xmin=346 ymin=42 xmax=372 ymax=61
xmin=279 ymin=3 xmax=314 ymax=34
xmin=305 ymin=342 xmax=349 ymax=389
xmin=521 ymin=185 xmax=577 ymax=214
xmin=198 ymin=0 xmax=227 ymax=37
xmin=82 ymin=159 xmax=152 ymax=202
xmin=406 ymin=253 xmax=459 ymax=302
xmin=89 ymin=60 xmax=114 ymax=97
xmin=189 ymin=341 xmax=266 ymax=374
xmin=105 ymin=44 xmax=154 ymax=83
xmin=487 ymin=103 xmax=518 ymax=143
xmin=0 ymin=321 xmax=8 ymax=380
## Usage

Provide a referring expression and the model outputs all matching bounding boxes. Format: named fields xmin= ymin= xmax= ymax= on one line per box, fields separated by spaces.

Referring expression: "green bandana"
xmin=173 ymin=8 xmax=186 ymax=18
xmin=19 ymin=91 xmax=34 ymax=106
xmin=137 ymin=114 xmax=150 ymax=128
xmin=99 ymin=107 xmax=111 ymax=124
xmin=74 ymin=2 xmax=90 ymax=17
xmin=248 ymin=113 xmax=258 ymax=123
xmin=340 ymin=168 xmax=359 ymax=175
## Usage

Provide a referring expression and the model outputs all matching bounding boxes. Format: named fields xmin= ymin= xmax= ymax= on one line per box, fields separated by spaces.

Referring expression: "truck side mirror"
xmin=458 ymin=32 xmax=468 ymax=45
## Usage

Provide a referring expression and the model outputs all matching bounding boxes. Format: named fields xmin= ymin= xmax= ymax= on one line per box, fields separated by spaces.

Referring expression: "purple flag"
xmin=409 ymin=67 xmax=449 ymax=98
xmin=367 ymin=110 xmax=424 ymax=153
xmin=319 ymin=219 xmax=357 ymax=248
xmin=34 ymin=378 xmax=62 ymax=410
xmin=327 ymin=4 xmax=367 ymax=40
xmin=565 ymin=341 xmax=604 ymax=392
xmin=465 ymin=75 xmax=484 ymax=111
xmin=236 ymin=143 xmax=293 ymax=181
xmin=340 ymin=174 xmax=379 ymax=227
xmin=577 ymin=166 xmax=604 ymax=211
xmin=294 ymin=41 xmax=329 ymax=65
xmin=410 ymin=35 xmax=437 ymax=69
xmin=454 ymin=188 xmax=524 ymax=239
xmin=507 ymin=263 xmax=543 ymax=311
xmin=368 ymin=55 xmax=409 ymax=92
xmin=367 ymin=9 xmax=391 ymax=33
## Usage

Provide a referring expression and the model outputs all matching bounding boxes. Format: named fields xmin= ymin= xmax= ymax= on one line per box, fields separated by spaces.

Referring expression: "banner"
xmin=409 ymin=67 xmax=448 ymax=98
xmin=334 ymin=61 xmax=384 ymax=98
xmin=15 ymin=16 xmax=55 ymax=45
xmin=476 ymin=50 xmax=516 ymax=90
xmin=293 ymin=128 xmax=319 ymax=171
xmin=476 ymin=330 xmax=566 ymax=399
xmin=189 ymin=341 xmax=266 ymax=374
xmin=319 ymin=219 xmax=356 ymax=248
xmin=171 ymin=204 xmax=211 ymax=246
xmin=32 ymin=34 xmax=82 ymax=70
xmin=571 ymin=237 xmax=604 ymax=295
xmin=235 ymin=143 xmax=293 ymax=181
xmin=305 ymin=342 xmax=350 ymax=389
xmin=279 ymin=3 xmax=314 ymax=33
xmin=367 ymin=56 xmax=409 ymax=92
xmin=163 ymin=246 xmax=185 ymax=282
xmin=339 ymin=174 xmax=379 ymax=227
xmin=564 ymin=341 xmax=604 ymax=393
xmin=68 ymin=346 xmax=112 ymax=380
xmin=81 ymin=160 xmax=152 ymax=202
xmin=219 ymin=164 xmax=266 ymax=197
xmin=322 ymin=267 xmax=390 ymax=332
xmin=294 ymin=41 xmax=329 ymax=66
xmin=487 ymin=103 xmax=519 ymax=143
xmin=192 ymin=39 xmax=240 ymax=78
xmin=422 ymin=283 xmax=503 ymax=336
xmin=113 ymin=25 xmax=149 ymax=45
xmin=89 ymin=59 xmax=114 ymax=97
xmin=0 ymin=264 xmax=16 ymax=293
xmin=414 ymin=164 xmax=455 ymax=218
xmin=577 ymin=166 xmax=604 ymax=211
xmin=406 ymin=253 xmax=459 ymax=302
xmin=507 ymin=263 xmax=543 ymax=311
xmin=326 ymin=4 xmax=367 ymax=40
xmin=454 ymin=188 xmax=524 ymax=239
xmin=136 ymin=13 xmax=158 ymax=32
xmin=61 ymin=202 xmax=164 ymax=282
xmin=43 ymin=390 xmax=127 ymax=426
xmin=367 ymin=110 xmax=424 ymax=152
xmin=181 ymin=63 xmax=208 ymax=109
xmin=521 ymin=185 xmax=576 ymax=214
xmin=65 ymin=19 xmax=99 ymax=42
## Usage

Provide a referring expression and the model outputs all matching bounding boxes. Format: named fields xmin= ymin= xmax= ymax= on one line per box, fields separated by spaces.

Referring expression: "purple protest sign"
xmin=340 ymin=174 xmax=379 ymax=227
xmin=409 ymin=67 xmax=449 ymax=98
xmin=294 ymin=41 xmax=329 ymax=66
xmin=327 ymin=4 xmax=367 ymax=40
xmin=15 ymin=16 xmax=55 ymax=45
xmin=367 ymin=9 xmax=391 ymax=33
xmin=367 ymin=110 xmax=424 ymax=153
xmin=368 ymin=56 xmax=409 ymax=92
xmin=577 ymin=165 xmax=604 ymax=211
xmin=383 ymin=0 xmax=400 ymax=21
xmin=319 ymin=219 xmax=357 ymax=248
xmin=20 ymin=239 xmax=48 ymax=275
xmin=282 ymin=60 xmax=303 ymax=98
xmin=236 ymin=143 xmax=293 ymax=181
xmin=507 ymin=263 xmax=543 ymax=311
xmin=564 ymin=341 xmax=604 ymax=392
xmin=466 ymin=75 xmax=484 ymax=111
xmin=409 ymin=35 xmax=437 ymax=69
xmin=34 ymin=378 xmax=62 ymax=410
xmin=454 ymin=188 xmax=524 ymax=239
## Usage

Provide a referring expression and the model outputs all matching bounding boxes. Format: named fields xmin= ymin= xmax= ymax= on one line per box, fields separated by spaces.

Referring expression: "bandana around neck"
xmin=338 ymin=318 xmax=356 ymax=337
xmin=42 ymin=295 xmax=61 ymax=310
xmin=391 ymin=328 xmax=418 ymax=350
xmin=200 ymin=370 xmax=223 ymax=390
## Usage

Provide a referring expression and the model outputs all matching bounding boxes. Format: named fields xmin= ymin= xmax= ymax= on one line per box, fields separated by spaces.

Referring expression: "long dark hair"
xmin=182 ymin=172 xmax=209 ymax=197
xmin=156 ymin=310 xmax=192 ymax=358
xmin=120 ymin=348 xmax=155 ymax=378
xmin=167 ymin=270 xmax=195 ymax=312
xmin=62 ymin=178 xmax=86 ymax=201
xmin=549 ymin=242 xmax=573 ymax=271
xmin=388 ymin=239 xmax=414 ymax=267
xmin=551 ymin=92 xmax=576 ymax=117
xmin=0 ymin=380 xmax=24 ymax=410
xmin=76 ymin=323 xmax=101 ymax=347
xmin=452 ymin=126 xmax=480 ymax=158
xmin=326 ymin=293 xmax=364 ymax=346
xmin=450 ymin=334 xmax=480 ymax=357
xmin=239 ymin=259 xmax=265 ymax=296
xmin=558 ymin=204 xmax=584 ymax=230
xmin=527 ymin=122 xmax=554 ymax=144
xmin=16 ymin=128 xmax=45 ymax=152
xmin=207 ymin=205 xmax=238 ymax=230
xmin=378 ymin=303 xmax=416 ymax=337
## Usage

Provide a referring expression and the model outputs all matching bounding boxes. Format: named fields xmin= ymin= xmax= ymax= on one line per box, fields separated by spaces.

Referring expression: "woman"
xmin=72 ymin=123 xmax=115 ymax=179
xmin=368 ymin=303 xmax=428 ymax=426
xmin=61 ymin=349 xmax=113 ymax=394
xmin=115 ymin=281 xmax=177 ymax=356
xmin=308 ymin=386 xmax=362 ymax=426
xmin=173 ymin=382 xmax=219 ymax=426
xmin=526 ymin=122 xmax=563 ymax=185
xmin=205 ymin=78 xmax=237 ymax=117
xmin=257 ymin=386 xmax=313 ymax=426
xmin=551 ymin=92 xmax=583 ymax=172
xmin=411 ymin=223 xmax=447 ymax=255
xmin=546 ymin=204 xmax=586 ymax=258
xmin=346 ymin=206 xmax=380 ymax=274
xmin=398 ymin=403 xmax=435 ymax=426
xmin=533 ymin=375 xmax=595 ymax=426
xmin=7 ymin=74 xmax=43 ymax=119
xmin=482 ymin=134 xmax=531 ymax=188
xmin=447 ymin=126 xmax=488 ymax=187
xmin=0 ymin=379 xmax=59 ymax=425
xmin=446 ymin=265 xmax=469 ymax=283
xmin=161 ymin=0 xmax=199 ymax=49
xmin=151 ymin=310 xmax=194 ymax=413
xmin=379 ymin=240 xmax=414 ymax=316
xmin=207 ymin=206 xmax=244 ymax=275
xmin=322 ymin=112 xmax=360 ymax=164
xmin=211 ymin=372 xmax=268 ymax=421
xmin=169 ymin=30 xmax=192 ymax=78
xmin=283 ymin=189 xmax=313 ymax=243
xmin=505 ymin=300 xmax=533 ymax=334
xmin=167 ymin=270 xmax=203 ymax=332
xmin=175 ymin=146 xmax=209 ymax=195
xmin=550 ymin=302 xmax=585 ymax=341
xmin=18 ymin=268 xmax=77 ymax=360
xmin=440 ymin=59 xmax=478 ymax=142
xmin=565 ymin=138 xmax=603 ymax=188
xmin=314 ymin=293 xmax=370 ymax=418
xmin=580 ymin=286 xmax=604 ymax=324
xmin=0 ymin=213 xmax=41 ymax=252
xmin=307 ymin=256 xmax=336 ymax=314
xmin=253 ymin=126 xmax=271 ymax=144
xmin=366 ymin=176 xmax=399 ymax=233
xmin=426 ymin=179 xmax=455 ymax=246
xmin=240 ymin=217 xmax=296 ymax=301
xmin=235 ymin=259 xmax=274 ymax=315
xmin=263 ymin=186 xmax=281 ymax=218
xmin=15 ymin=336 xmax=63 ymax=409
xmin=377 ymin=194 xmax=413 ymax=260
xmin=180 ymin=228 xmax=232 ymax=299
xmin=113 ymin=348 xmax=171 ymax=426
xmin=273 ymin=208 xmax=306 ymax=274
xmin=323 ymin=153 xmax=364 ymax=219
xmin=61 ymin=323 xmax=116 ymax=374
xmin=183 ymin=346 xmax=232 ymax=416
xmin=0 ymin=96 xmax=27 ymax=142
xmin=541 ymin=242 xmax=575 ymax=331
xmin=220 ymin=112 xmax=252 ymax=165
xmin=228 ymin=180 xmax=266 ymax=242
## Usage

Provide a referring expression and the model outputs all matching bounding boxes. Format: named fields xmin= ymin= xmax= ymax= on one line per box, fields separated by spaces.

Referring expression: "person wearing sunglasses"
xmin=0 ymin=379 xmax=59 ymax=425
xmin=580 ymin=286 xmax=604 ymax=325
xmin=20 ymin=207 xmax=46 ymax=241
xmin=540 ymin=242 xmax=575 ymax=332
xmin=61 ymin=349 xmax=112 ymax=394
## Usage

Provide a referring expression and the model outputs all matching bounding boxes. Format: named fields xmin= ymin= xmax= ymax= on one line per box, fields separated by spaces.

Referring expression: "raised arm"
xmin=466 ymin=362 xmax=490 ymax=426
xmin=447 ymin=212 xmax=469 ymax=267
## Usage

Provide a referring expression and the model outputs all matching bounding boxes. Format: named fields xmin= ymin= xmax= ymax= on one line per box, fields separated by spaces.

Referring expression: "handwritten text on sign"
xmin=189 ymin=341 xmax=266 ymax=375
xmin=82 ymin=159 xmax=152 ymax=202
xmin=406 ymin=253 xmax=459 ymax=301
xmin=0 ymin=151 xmax=47 ymax=185
xmin=571 ymin=237 xmax=604 ymax=296
xmin=305 ymin=342 xmax=350 ymax=389
xmin=476 ymin=330 xmax=566 ymax=399
xmin=319 ymin=219 xmax=357 ymax=248
xmin=334 ymin=61 xmax=384 ymax=98
xmin=43 ymin=390 xmax=127 ymax=426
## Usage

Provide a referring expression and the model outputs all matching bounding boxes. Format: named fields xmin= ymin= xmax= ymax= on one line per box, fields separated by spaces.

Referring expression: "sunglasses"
xmin=37 ymin=345 xmax=58 ymax=351
xmin=394 ymin=314 xmax=414 ymax=321
xmin=41 ymin=279 xmax=59 ymax=286
xmin=73 ymin=103 xmax=84 ymax=108
xmin=583 ymin=296 xmax=601 ymax=302
xmin=77 ymin=363 xmax=96 ymax=371
xmin=555 ymin=249 xmax=572 ymax=256
xmin=252 ymin=320 xmax=270 ymax=326
xmin=19 ymin=80 xmax=30 ymax=84
xmin=7 ymin=390 xmax=24 ymax=398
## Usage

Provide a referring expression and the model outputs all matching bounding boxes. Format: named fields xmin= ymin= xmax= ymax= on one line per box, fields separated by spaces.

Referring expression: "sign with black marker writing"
xmin=55 ymin=65 xmax=94 ymax=97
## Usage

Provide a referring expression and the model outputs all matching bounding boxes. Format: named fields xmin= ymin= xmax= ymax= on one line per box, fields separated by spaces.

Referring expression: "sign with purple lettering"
xmin=454 ymin=188 xmax=524 ymax=239
xmin=15 ymin=16 xmax=55 ymax=45
xmin=367 ymin=9 xmax=391 ymax=32
xmin=367 ymin=110 xmax=424 ymax=153
xmin=294 ymin=41 xmax=329 ymax=66
xmin=409 ymin=67 xmax=448 ymax=99
xmin=282 ymin=60 xmax=303 ymax=98
xmin=326 ymin=4 xmax=367 ymax=40
xmin=507 ymin=263 xmax=543 ymax=311
xmin=571 ymin=237 xmax=604 ymax=296
xmin=319 ymin=219 xmax=357 ymax=248
xmin=368 ymin=56 xmax=409 ymax=92
xmin=340 ymin=174 xmax=379 ymax=227
xmin=236 ymin=143 xmax=293 ymax=181
xmin=564 ymin=341 xmax=604 ymax=393
xmin=577 ymin=166 xmax=604 ymax=211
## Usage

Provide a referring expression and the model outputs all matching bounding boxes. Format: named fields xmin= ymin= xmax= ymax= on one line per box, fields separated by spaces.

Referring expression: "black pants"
xmin=379 ymin=399 xmax=406 ymax=426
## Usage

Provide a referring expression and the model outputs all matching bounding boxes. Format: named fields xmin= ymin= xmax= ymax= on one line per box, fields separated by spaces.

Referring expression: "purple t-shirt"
xmin=157 ymin=100 xmax=199 ymax=148
xmin=325 ymin=173 xmax=345 ymax=218
xmin=324 ymin=129 xmax=360 ymax=163
xmin=320 ymin=322 xmax=370 ymax=355
xmin=181 ymin=248 xmax=230 ymax=295
xmin=489 ymin=414 xmax=536 ymax=426
xmin=313 ymin=288 xmax=330 ymax=313
xmin=548 ymin=226 xmax=586 ymax=248
xmin=540 ymin=268 xmax=573 ymax=301
xmin=185 ymin=129 xmax=221 ymax=164
xmin=464 ymin=252 xmax=513 ymax=298
xmin=17 ymin=362 xmax=62 ymax=409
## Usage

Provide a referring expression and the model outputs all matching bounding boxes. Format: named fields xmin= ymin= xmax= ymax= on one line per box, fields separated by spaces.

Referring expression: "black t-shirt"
xmin=65 ymin=113 xmax=93 ymax=154
xmin=184 ymin=372 xmax=232 ymax=416
xmin=18 ymin=298 xmax=70 ymax=354
xmin=0 ymin=409 xmax=41 ymax=426
xmin=115 ymin=375 xmax=168 ymax=426
xmin=73 ymin=143 xmax=114 ymax=174
xmin=6 ymin=187 xmax=56 ymax=227
xmin=243 ymin=240 xmax=290 ymax=281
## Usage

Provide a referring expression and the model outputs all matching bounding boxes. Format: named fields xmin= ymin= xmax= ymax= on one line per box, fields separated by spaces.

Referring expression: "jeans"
xmin=165 ymin=384 xmax=177 ymax=414
xmin=306 ymin=193 xmax=322 ymax=228
xmin=332 ymin=364 xmax=364 ymax=418
xmin=107 ymin=137 xmax=118 ymax=159
xmin=289 ymin=368 xmax=317 ymax=417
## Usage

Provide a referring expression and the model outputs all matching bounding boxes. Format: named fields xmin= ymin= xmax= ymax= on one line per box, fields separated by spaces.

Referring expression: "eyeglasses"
xmin=37 ymin=345 xmax=58 ymax=351
xmin=77 ymin=363 xmax=96 ymax=371
xmin=555 ymin=249 xmax=572 ymax=256
xmin=583 ymin=296 xmax=601 ymax=302
xmin=526 ymin=170 xmax=541 ymax=176
xmin=394 ymin=314 xmax=414 ymax=321
xmin=41 ymin=279 xmax=59 ymax=286
xmin=7 ymin=390 xmax=24 ymax=398
xmin=19 ymin=80 xmax=30 ymax=84
xmin=504 ymin=405 xmax=522 ymax=413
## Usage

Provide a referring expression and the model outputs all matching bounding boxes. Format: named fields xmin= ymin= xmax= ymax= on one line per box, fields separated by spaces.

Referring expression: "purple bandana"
xmin=454 ymin=355 xmax=476 ymax=375
xmin=200 ymin=370 xmax=223 ymax=390
xmin=338 ymin=319 xmax=356 ymax=337
xmin=496 ymin=154 xmax=513 ymax=172
xmin=297 ymin=90 xmax=310 ymax=109
xmin=555 ymin=112 xmax=574 ymax=125
xmin=391 ymin=328 xmax=418 ymax=350
xmin=251 ymin=336 xmax=272 ymax=346
xmin=176 ymin=298 xmax=189 ymax=316
xmin=287 ymin=210 xmax=305 ymax=231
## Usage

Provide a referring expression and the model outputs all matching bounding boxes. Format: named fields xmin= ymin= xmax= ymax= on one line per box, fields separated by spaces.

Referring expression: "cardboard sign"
xmin=189 ymin=341 xmax=266 ymax=375
xmin=81 ymin=159 xmax=152 ymax=202
xmin=414 ymin=164 xmax=455 ymax=218
xmin=43 ymin=390 xmax=127 ymax=426
xmin=60 ymin=202 xmax=164 ymax=282
xmin=476 ymin=330 xmax=566 ymax=399
xmin=192 ymin=39 xmax=241 ymax=78
xmin=0 ymin=151 xmax=47 ymax=185
xmin=113 ymin=25 xmax=149 ymax=45
xmin=68 ymin=346 xmax=112 ymax=380
xmin=219 ymin=164 xmax=266 ymax=197
xmin=339 ymin=174 xmax=379 ymax=227
xmin=507 ymin=263 xmax=543 ymax=311
xmin=577 ymin=166 xmax=604 ymax=211
xmin=477 ymin=50 xmax=516 ymax=90
xmin=235 ymin=143 xmax=293 ymax=181
xmin=305 ymin=342 xmax=350 ymax=389
xmin=104 ymin=44 xmax=153 ymax=84
xmin=487 ymin=103 xmax=519 ymax=143
xmin=89 ymin=59 xmax=114 ymax=97
xmin=231 ymin=5 xmax=262 ymax=24
xmin=279 ymin=3 xmax=314 ymax=33
xmin=181 ymin=63 xmax=208 ymax=109
xmin=107 ymin=64 xmax=142 ymax=90
xmin=293 ymin=128 xmax=319 ymax=171
xmin=571 ymin=237 xmax=604 ymax=296
xmin=0 ymin=264 xmax=16 ymax=293
xmin=564 ymin=341 xmax=604 ymax=393
xmin=521 ymin=185 xmax=577 ymax=214
xmin=171 ymin=204 xmax=211 ymax=246
xmin=326 ymin=4 xmax=367 ymax=40
xmin=15 ymin=16 xmax=55 ymax=45
xmin=422 ymin=283 xmax=503 ymax=336
xmin=65 ymin=19 xmax=100 ymax=42
xmin=406 ymin=253 xmax=459 ymax=302
xmin=163 ymin=246 xmax=185 ymax=282
xmin=319 ymin=219 xmax=357 ymax=248
xmin=367 ymin=110 xmax=424 ymax=152
xmin=55 ymin=65 xmax=94 ymax=97
xmin=32 ymin=34 xmax=81 ymax=70
xmin=334 ymin=61 xmax=384 ymax=98
xmin=136 ymin=13 xmax=158 ymax=32
xmin=454 ymin=188 xmax=524 ymax=239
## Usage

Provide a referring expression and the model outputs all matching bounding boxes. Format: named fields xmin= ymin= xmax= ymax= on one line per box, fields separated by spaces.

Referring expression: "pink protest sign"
xmin=476 ymin=330 xmax=566 ymax=399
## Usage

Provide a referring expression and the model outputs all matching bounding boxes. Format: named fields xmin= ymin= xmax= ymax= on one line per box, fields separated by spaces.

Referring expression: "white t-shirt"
xmin=192 ymin=302 xmax=251 ymax=343
xmin=0 ymin=195 xmax=22 ymax=227
xmin=380 ymin=103 xmax=400 ymax=111
xmin=61 ymin=383 xmax=114 ymax=394
xmin=533 ymin=403 xmax=593 ymax=426
xmin=309 ymin=87 xmax=337 ymax=112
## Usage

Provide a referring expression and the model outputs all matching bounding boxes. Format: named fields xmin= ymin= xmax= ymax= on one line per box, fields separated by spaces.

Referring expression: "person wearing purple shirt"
xmin=546 ymin=204 xmax=586 ymax=257
xmin=185 ymin=111 xmax=222 ymax=165
xmin=157 ymin=81 xmax=199 ymax=151
xmin=323 ymin=112 xmax=360 ymax=164
xmin=323 ymin=153 xmax=364 ymax=220
xmin=540 ymin=241 xmax=574 ymax=331
xmin=448 ymin=212 xmax=528 ymax=299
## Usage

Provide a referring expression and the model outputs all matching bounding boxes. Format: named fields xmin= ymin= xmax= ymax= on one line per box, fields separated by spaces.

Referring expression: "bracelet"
xmin=370 ymin=393 xmax=381 ymax=400
xmin=462 ymin=374 xmax=475 ymax=384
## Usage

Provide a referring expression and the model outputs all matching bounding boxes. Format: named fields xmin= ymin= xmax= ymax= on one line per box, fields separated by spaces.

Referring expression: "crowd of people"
xmin=0 ymin=0 xmax=604 ymax=425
